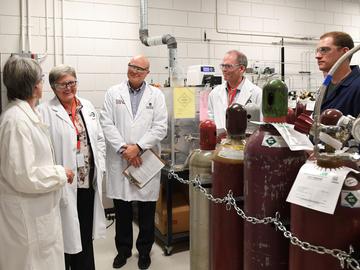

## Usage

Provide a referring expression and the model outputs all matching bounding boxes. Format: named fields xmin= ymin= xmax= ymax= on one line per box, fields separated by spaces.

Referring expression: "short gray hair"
xmin=49 ymin=64 xmax=77 ymax=90
xmin=226 ymin=50 xmax=248 ymax=68
xmin=3 ymin=55 xmax=42 ymax=101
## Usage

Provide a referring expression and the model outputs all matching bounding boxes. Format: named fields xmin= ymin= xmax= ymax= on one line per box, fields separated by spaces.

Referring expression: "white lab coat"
xmin=100 ymin=81 xmax=168 ymax=201
xmin=0 ymin=99 xmax=67 ymax=270
xmin=208 ymin=77 xmax=262 ymax=130
xmin=38 ymin=96 xmax=106 ymax=254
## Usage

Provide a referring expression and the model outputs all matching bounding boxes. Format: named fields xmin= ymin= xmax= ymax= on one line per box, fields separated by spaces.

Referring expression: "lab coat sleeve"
xmin=95 ymin=110 xmax=106 ymax=172
xmin=137 ymin=91 xmax=168 ymax=150
xmin=254 ymin=85 xmax=263 ymax=120
xmin=99 ymin=89 xmax=126 ymax=153
xmin=208 ymin=91 xmax=215 ymax=121
xmin=0 ymin=120 xmax=67 ymax=194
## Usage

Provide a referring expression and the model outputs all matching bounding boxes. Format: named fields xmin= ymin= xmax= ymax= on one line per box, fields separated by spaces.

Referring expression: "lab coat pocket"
xmin=59 ymin=185 xmax=69 ymax=207
xmin=36 ymin=206 xmax=61 ymax=253
xmin=0 ymin=200 xmax=28 ymax=245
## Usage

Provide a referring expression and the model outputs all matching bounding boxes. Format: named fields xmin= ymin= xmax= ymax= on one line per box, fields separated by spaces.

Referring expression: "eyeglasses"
xmin=128 ymin=64 xmax=149 ymax=73
xmin=54 ymin=80 xmax=78 ymax=90
xmin=315 ymin=46 xmax=340 ymax=55
xmin=219 ymin=63 xmax=242 ymax=70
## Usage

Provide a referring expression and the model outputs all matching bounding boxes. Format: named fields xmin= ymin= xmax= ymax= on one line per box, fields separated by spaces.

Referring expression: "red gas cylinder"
xmin=289 ymin=109 xmax=360 ymax=270
xmin=289 ymin=171 xmax=360 ymax=270
xmin=244 ymin=79 xmax=307 ymax=270
xmin=211 ymin=103 xmax=247 ymax=270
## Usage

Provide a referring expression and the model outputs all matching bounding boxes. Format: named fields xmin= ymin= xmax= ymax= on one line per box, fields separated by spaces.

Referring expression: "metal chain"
xmin=168 ymin=170 xmax=360 ymax=270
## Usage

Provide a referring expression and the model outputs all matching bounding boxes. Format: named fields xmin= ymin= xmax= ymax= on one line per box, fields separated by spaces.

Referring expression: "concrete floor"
xmin=94 ymin=221 xmax=190 ymax=270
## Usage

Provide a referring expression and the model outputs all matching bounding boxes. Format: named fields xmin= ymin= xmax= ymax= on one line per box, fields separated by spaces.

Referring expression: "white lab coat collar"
xmin=48 ymin=96 xmax=75 ymax=129
xmin=134 ymin=85 xmax=152 ymax=121
xmin=219 ymin=77 xmax=253 ymax=107
xmin=118 ymin=81 xmax=152 ymax=121
xmin=236 ymin=78 xmax=253 ymax=106
xmin=118 ymin=83 xmax=133 ymax=119
xmin=15 ymin=99 xmax=41 ymax=124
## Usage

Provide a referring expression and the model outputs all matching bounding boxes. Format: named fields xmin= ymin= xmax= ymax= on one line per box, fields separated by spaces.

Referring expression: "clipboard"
xmin=123 ymin=149 xmax=166 ymax=188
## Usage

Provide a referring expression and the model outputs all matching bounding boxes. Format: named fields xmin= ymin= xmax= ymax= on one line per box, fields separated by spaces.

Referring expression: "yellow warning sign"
xmin=173 ymin=87 xmax=195 ymax=119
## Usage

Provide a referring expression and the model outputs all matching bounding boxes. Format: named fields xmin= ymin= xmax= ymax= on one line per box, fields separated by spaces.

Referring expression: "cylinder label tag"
xmin=218 ymin=148 xmax=244 ymax=160
xmin=261 ymin=135 xmax=288 ymax=148
xmin=199 ymin=174 xmax=212 ymax=185
xmin=341 ymin=190 xmax=360 ymax=208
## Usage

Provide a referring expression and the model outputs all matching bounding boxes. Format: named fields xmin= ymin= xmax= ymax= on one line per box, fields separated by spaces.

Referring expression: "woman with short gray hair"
xmin=49 ymin=64 xmax=77 ymax=91
xmin=0 ymin=55 xmax=74 ymax=270
xmin=38 ymin=64 xmax=106 ymax=270
xmin=3 ymin=55 xmax=42 ymax=101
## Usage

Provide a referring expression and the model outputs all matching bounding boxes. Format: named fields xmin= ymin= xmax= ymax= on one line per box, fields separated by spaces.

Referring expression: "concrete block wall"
xmin=1 ymin=0 xmax=360 ymax=109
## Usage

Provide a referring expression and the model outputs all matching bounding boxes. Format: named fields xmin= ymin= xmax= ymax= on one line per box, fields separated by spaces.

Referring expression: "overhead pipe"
xmin=26 ymin=0 xmax=32 ymax=52
xmin=215 ymin=0 xmax=314 ymax=41
xmin=20 ymin=0 xmax=25 ymax=52
xmin=61 ymin=0 xmax=65 ymax=63
xmin=37 ymin=0 xmax=50 ymax=63
xmin=139 ymin=0 xmax=178 ymax=86
xmin=53 ymin=0 xmax=57 ymax=65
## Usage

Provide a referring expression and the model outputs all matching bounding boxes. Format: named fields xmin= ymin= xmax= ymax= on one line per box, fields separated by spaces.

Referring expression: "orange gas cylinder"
xmin=210 ymin=103 xmax=247 ymax=270
xmin=244 ymin=79 xmax=307 ymax=270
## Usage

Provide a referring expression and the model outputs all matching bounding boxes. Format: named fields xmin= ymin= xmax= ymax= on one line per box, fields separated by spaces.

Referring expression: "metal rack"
xmin=155 ymin=168 xmax=189 ymax=256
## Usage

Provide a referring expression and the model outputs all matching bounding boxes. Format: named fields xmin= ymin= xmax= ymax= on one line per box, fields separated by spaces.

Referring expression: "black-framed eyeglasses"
xmin=128 ymin=63 xmax=149 ymax=73
xmin=219 ymin=63 xmax=242 ymax=70
xmin=54 ymin=80 xmax=78 ymax=90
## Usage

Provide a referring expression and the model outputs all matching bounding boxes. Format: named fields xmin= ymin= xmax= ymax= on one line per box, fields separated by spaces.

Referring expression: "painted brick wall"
xmin=0 ymin=0 xmax=360 ymax=109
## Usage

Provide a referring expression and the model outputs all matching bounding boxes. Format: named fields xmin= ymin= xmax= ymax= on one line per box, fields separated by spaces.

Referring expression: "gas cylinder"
xmin=189 ymin=119 xmax=217 ymax=270
xmin=244 ymin=79 xmax=307 ymax=270
xmin=211 ymin=103 xmax=247 ymax=270
xmin=289 ymin=109 xmax=360 ymax=270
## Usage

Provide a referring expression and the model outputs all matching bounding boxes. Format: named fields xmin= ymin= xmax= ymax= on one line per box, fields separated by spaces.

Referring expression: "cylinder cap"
xmin=199 ymin=120 xmax=217 ymax=150
xmin=320 ymin=109 xmax=343 ymax=125
xmin=226 ymin=103 xmax=247 ymax=136
xmin=262 ymin=79 xmax=288 ymax=123
xmin=294 ymin=113 xmax=314 ymax=134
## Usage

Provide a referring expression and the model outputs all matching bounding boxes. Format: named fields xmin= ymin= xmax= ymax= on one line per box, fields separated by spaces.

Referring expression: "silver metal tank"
xmin=189 ymin=119 xmax=216 ymax=270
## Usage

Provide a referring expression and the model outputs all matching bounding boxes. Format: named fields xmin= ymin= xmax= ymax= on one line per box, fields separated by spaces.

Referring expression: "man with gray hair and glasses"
xmin=316 ymin=31 xmax=360 ymax=117
xmin=208 ymin=50 xmax=262 ymax=133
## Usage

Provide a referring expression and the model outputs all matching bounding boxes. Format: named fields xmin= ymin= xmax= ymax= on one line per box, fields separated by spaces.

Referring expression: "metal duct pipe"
xmin=20 ymin=0 xmax=25 ymax=52
xmin=139 ymin=0 xmax=178 ymax=84
xmin=26 ymin=0 xmax=32 ymax=52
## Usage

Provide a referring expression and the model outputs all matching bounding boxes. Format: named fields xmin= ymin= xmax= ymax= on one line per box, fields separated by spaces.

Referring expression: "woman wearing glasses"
xmin=38 ymin=65 xmax=106 ymax=270
xmin=0 ymin=56 xmax=74 ymax=270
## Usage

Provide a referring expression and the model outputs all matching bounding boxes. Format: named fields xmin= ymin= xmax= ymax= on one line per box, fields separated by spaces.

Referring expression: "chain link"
xmin=168 ymin=170 xmax=360 ymax=270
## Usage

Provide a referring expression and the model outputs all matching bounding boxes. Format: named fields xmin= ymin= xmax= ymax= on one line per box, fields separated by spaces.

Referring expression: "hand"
xmin=65 ymin=168 xmax=74 ymax=184
xmin=122 ymin=144 xmax=141 ymax=161
xmin=130 ymin=156 xmax=142 ymax=168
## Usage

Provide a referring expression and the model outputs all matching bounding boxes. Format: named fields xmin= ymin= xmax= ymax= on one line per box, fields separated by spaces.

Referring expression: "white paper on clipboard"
xmin=123 ymin=149 xmax=165 ymax=188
